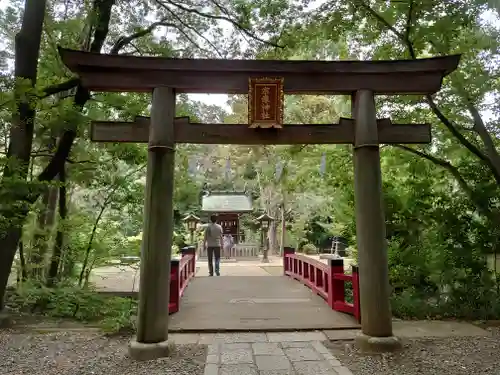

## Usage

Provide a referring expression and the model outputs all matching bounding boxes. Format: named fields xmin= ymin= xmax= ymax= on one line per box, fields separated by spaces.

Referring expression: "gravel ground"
xmin=0 ymin=330 xmax=206 ymax=375
xmin=325 ymin=327 xmax=500 ymax=375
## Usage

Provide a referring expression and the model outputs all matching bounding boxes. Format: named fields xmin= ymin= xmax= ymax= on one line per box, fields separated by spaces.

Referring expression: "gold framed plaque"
xmin=248 ymin=77 xmax=284 ymax=128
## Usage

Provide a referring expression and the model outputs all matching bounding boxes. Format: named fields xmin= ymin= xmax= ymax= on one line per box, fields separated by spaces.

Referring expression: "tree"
xmin=0 ymin=0 xmax=300 ymax=311
xmin=0 ymin=0 xmax=48 ymax=310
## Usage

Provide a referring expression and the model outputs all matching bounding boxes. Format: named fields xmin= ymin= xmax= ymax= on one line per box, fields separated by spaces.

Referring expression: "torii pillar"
xmin=352 ymin=90 xmax=401 ymax=352
xmin=128 ymin=87 xmax=176 ymax=360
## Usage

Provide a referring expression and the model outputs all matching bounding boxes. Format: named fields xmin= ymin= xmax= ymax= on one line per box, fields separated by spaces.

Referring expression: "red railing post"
xmin=328 ymin=258 xmax=345 ymax=309
xmin=182 ymin=245 xmax=196 ymax=276
xmin=352 ymin=265 xmax=361 ymax=322
xmin=169 ymin=259 xmax=180 ymax=313
xmin=283 ymin=247 xmax=295 ymax=275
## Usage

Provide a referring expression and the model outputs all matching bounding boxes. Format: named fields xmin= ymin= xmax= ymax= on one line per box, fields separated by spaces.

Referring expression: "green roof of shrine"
xmin=201 ymin=192 xmax=253 ymax=213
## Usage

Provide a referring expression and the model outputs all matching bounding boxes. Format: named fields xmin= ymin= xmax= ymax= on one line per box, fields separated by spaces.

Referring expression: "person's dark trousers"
xmin=207 ymin=246 xmax=221 ymax=276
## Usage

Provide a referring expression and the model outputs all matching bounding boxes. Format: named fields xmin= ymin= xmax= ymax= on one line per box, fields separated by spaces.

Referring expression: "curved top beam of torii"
xmin=57 ymin=46 xmax=460 ymax=95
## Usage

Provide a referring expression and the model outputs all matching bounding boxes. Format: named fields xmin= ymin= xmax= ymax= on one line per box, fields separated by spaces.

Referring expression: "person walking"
xmin=203 ymin=215 xmax=223 ymax=276
xmin=223 ymin=234 xmax=234 ymax=259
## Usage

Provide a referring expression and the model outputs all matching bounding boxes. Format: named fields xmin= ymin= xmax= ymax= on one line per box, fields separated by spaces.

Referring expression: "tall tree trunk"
xmin=269 ymin=219 xmax=278 ymax=255
xmin=59 ymin=181 xmax=75 ymax=279
xmin=0 ymin=0 xmax=47 ymax=310
xmin=78 ymin=206 xmax=104 ymax=287
xmin=18 ymin=240 xmax=27 ymax=282
xmin=47 ymin=167 xmax=67 ymax=287
xmin=30 ymin=185 xmax=58 ymax=279
xmin=30 ymin=135 xmax=58 ymax=279
xmin=280 ymin=202 xmax=286 ymax=256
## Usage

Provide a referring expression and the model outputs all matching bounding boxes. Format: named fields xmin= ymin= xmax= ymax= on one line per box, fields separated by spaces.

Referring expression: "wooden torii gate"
xmin=58 ymin=47 xmax=460 ymax=359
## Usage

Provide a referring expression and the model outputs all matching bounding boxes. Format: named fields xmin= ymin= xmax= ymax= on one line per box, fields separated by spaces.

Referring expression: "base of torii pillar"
xmin=354 ymin=333 xmax=402 ymax=353
xmin=128 ymin=339 xmax=172 ymax=361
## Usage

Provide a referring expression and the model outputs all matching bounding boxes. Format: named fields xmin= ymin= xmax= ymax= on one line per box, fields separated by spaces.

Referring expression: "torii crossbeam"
xmin=91 ymin=116 xmax=431 ymax=144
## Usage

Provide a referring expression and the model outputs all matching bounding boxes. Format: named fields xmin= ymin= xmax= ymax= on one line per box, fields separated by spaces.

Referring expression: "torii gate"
xmin=58 ymin=47 xmax=460 ymax=359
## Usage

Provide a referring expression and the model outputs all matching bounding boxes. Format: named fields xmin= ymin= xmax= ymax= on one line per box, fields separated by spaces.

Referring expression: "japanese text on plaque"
xmin=248 ymin=78 xmax=284 ymax=129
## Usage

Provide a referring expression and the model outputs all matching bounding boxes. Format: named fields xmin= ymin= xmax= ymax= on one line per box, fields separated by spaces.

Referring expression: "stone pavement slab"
xmin=198 ymin=334 xmax=268 ymax=345
xmin=220 ymin=347 xmax=254 ymax=364
xmin=221 ymin=343 xmax=253 ymax=349
xmin=392 ymin=319 xmax=489 ymax=337
xmin=267 ymin=331 xmax=327 ymax=342
xmin=255 ymin=355 xmax=292 ymax=371
xmin=284 ymin=347 xmax=323 ymax=361
xmin=281 ymin=341 xmax=313 ymax=348
xmin=252 ymin=342 xmax=285 ymax=356
xmin=204 ymin=339 xmax=352 ymax=375
xmin=323 ymin=320 xmax=490 ymax=341
xmin=219 ymin=364 xmax=257 ymax=375
xmin=172 ymin=320 xmax=490 ymax=347
xmin=169 ymin=276 xmax=358 ymax=331
xmin=293 ymin=360 xmax=337 ymax=375
xmin=171 ymin=332 xmax=329 ymax=345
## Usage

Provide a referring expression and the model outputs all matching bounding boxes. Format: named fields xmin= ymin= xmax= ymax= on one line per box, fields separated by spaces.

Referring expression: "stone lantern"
xmin=256 ymin=213 xmax=274 ymax=263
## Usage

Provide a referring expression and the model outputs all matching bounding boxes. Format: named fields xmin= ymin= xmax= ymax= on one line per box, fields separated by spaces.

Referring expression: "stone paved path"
xmin=168 ymin=321 xmax=489 ymax=375
xmin=203 ymin=334 xmax=352 ymax=375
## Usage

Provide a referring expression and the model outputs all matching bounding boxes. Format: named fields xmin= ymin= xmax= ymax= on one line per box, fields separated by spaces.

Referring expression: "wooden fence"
xmin=198 ymin=243 xmax=260 ymax=258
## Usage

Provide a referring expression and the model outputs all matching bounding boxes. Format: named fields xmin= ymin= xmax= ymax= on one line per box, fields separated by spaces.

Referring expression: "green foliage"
xmin=301 ymin=243 xmax=317 ymax=255
xmin=6 ymin=281 xmax=136 ymax=333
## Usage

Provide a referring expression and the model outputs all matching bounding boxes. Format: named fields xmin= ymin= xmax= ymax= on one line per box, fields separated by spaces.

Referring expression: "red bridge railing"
xmin=168 ymin=247 xmax=196 ymax=314
xmin=283 ymin=247 xmax=360 ymax=322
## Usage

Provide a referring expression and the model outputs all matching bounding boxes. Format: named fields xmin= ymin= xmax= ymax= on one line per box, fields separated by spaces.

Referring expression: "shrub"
xmin=301 ymin=243 xmax=317 ymax=255
xmin=6 ymin=281 xmax=137 ymax=333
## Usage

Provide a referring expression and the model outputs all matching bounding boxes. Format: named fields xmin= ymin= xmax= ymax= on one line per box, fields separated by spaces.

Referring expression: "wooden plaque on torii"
xmin=248 ymin=77 xmax=284 ymax=129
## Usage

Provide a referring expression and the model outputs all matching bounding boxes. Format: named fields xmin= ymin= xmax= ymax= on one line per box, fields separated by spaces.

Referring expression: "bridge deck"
xmin=168 ymin=274 xmax=359 ymax=332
